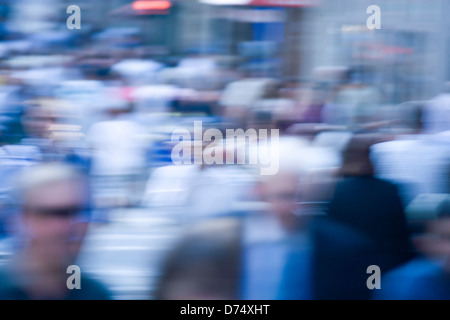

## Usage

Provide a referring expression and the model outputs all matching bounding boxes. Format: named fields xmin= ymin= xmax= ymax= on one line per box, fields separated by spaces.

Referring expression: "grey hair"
xmin=12 ymin=162 xmax=86 ymax=206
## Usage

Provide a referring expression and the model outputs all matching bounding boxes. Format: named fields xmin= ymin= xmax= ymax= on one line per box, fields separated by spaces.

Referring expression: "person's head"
xmin=416 ymin=200 xmax=450 ymax=272
xmin=22 ymin=102 xmax=53 ymax=139
xmin=155 ymin=219 xmax=240 ymax=300
xmin=257 ymin=172 xmax=301 ymax=231
xmin=22 ymin=98 xmax=74 ymax=140
xmin=340 ymin=134 xmax=385 ymax=177
xmin=14 ymin=163 xmax=90 ymax=269
xmin=256 ymin=138 xmax=310 ymax=231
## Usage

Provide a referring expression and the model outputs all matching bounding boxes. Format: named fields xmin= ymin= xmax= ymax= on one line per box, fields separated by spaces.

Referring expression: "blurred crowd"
xmin=0 ymin=0 xmax=448 ymax=300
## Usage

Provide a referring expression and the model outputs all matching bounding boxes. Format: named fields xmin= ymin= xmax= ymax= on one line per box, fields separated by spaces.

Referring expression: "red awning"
xmin=111 ymin=0 xmax=172 ymax=16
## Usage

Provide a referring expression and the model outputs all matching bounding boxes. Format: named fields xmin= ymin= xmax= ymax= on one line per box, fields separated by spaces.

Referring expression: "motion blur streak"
xmin=0 ymin=0 xmax=447 ymax=300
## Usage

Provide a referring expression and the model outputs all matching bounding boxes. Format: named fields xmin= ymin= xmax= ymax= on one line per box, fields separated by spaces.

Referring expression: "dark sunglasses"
xmin=26 ymin=206 xmax=91 ymax=220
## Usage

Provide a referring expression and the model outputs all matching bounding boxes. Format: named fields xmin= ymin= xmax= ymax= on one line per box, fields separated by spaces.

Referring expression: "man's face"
xmin=259 ymin=173 xmax=300 ymax=230
xmin=22 ymin=179 xmax=89 ymax=267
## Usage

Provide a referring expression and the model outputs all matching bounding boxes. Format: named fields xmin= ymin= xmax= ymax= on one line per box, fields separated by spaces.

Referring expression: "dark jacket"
xmin=327 ymin=176 xmax=412 ymax=256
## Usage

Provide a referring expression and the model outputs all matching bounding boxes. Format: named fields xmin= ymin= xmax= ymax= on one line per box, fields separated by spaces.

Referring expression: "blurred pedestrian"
xmin=376 ymin=199 xmax=450 ymax=300
xmin=328 ymin=135 xmax=412 ymax=258
xmin=319 ymin=135 xmax=413 ymax=299
xmin=154 ymin=141 xmax=319 ymax=300
xmin=423 ymin=82 xmax=450 ymax=134
xmin=0 ymin=163 xmax=111 ymax=300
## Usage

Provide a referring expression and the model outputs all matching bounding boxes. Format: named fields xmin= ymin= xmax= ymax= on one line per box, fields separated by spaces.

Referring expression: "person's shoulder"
xmin=338 ymin=176 xmax=392 ymax=187
xmin=375 ymin=258 xmax=442 ymax=300
xmin=370 ymin=176 xmax=398 ymax=188
xmin=69 ymin=275 xmax=112 ymax=300
xmin=0 ymin=267 xmax=13 ymax=288
xmin=350 ymin=176 xmax=399 ymax=192
xmin=0 ymin=266 xmax=18 ymax=287
xmin=0 ymin=267 xmax=29 ymax=300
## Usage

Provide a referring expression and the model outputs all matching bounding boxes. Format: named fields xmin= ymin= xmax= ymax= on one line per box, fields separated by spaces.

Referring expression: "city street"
xmin=78 ymin=209 xmax=181 ymax=300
